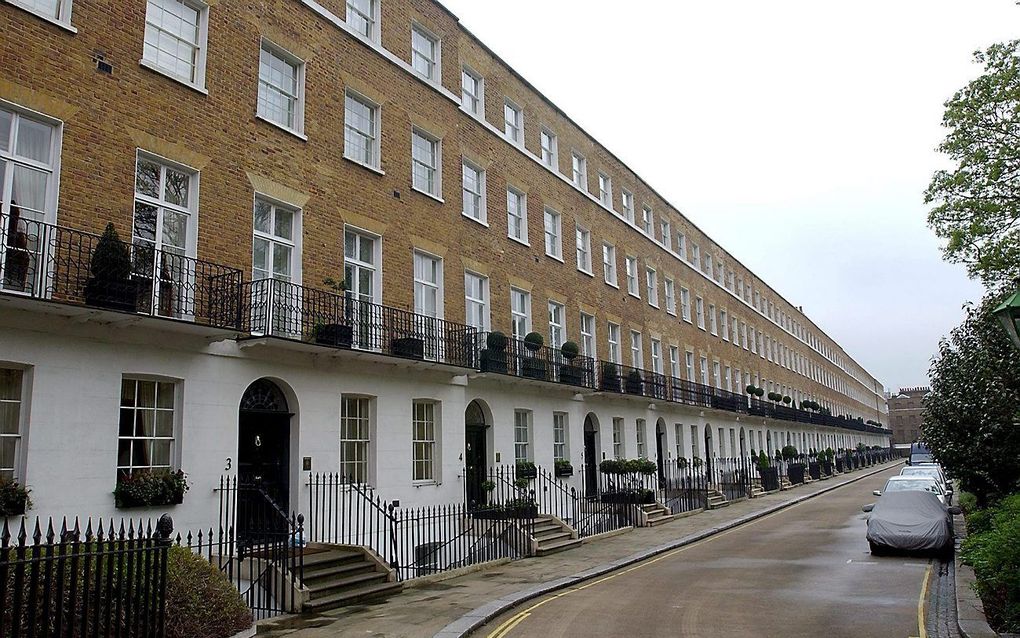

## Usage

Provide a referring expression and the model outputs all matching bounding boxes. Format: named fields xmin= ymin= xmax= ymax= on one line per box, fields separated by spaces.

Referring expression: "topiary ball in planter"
xmin=85 ymin=223 xmax=138 ymax=313
xmin=486 ymin=331 xmax=508 ymax=350
xmin=523 ymin=332 xmax=544 ymax=351
xmin=560 ymin=341 xmax=579 ymax=360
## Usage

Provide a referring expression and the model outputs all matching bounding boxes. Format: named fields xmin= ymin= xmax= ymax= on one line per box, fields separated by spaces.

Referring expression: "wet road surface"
xmin=478 ymin=465 xmax=935 ymax=638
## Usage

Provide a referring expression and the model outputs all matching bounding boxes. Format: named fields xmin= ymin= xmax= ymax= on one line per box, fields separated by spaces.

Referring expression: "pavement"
xmin=258 ymin=461 xmax=902 ymax=638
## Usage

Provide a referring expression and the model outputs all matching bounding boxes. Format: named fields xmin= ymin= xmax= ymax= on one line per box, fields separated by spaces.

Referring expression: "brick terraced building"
xmin=0 ymin=0 xmax=889 ymax=531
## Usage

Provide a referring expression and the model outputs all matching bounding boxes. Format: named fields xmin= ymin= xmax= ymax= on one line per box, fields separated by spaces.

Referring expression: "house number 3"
xmin=224 ymin=458 xmax=232 ymax=471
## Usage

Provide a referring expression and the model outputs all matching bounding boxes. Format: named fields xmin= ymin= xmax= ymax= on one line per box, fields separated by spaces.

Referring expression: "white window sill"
xmin=628 ymin=292 xmax=641 ymax=299
xmin=462 ymin=212 xmax=489 ymax=227
xmin=343 ymin=155 xmax=385 ymax=175
xmin=698 ymin=325 xmax=706 ymax=331
xmin=256 ymin=114 xmax=307 ymax=141
xmin=139 ymin=59 xmax=208 ymax=94
xmin=649 ymin=302 xmax=660 ymax=309
xmin=412 ymin=186 xmax=445 ymax=203
xmin=666 ymin=309 xmax=677 ymax=317
xmin=5 ymin=1 xmax=77 ymax=33
xmin=545 ymin=252 xmax=565 ymax=264
xmin=460 ymin=105 xmax=484 ymax=119
xmin=508 ymin=235 xmax=530 ymax=248
xmin=413 ymin=480 xmax=440 ymax=487
xmin=577 ymin=268 xmax=594 ymax=278
xmin=605 ymin=280 xmax=619 ymax=289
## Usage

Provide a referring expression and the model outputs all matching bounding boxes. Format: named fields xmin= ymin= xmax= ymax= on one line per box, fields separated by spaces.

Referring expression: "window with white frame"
xmin=580 ymin=312 xmax=596 ymax=359
xmin=548 ymin=301 xmax=565 ymax=349
xmin=691 ymin=243 xmax=700 ymax=267
xmin=695 ymin=296 xmax=705 ymax=329
xmin=680 ymin=287 xmax=691 ymax=322
xmin=540 ymin=128 xmax=558 ymax=168
xmin=724 ymin=365 xmax=732 ymax=392
xmin=464 ymin=271 xmax=489 ymax=331
xmin=543 ymin=208 xmax=562 ymax=259
xmin=700 ymin=356 xmax=709 ymax=386
xmin=713 ymin=361 xmax=721 ymax=389
xmin=685 ymin=350 xmax=695 ymax=381
xmin=340 ymin=395 xmax=372 ymax=483
xmin=607 ymin=322 xmax=621 ymax=364
xmin=344 ymin=228 xmax=380 ymax=305
xmin=505 ymin=186 xmax=528 ymax=243
xmin=721 ymin=309 xmax=729 ymax=341
xmin=660 ymin=220 xmax=671 ymax=250
xmin=118 ymin=378 xmax=176 ymax=478
xmin=669 ymin=346 xmax=680 ymax=378
xmin=413 ymin=251 xmax=443 ymax=319
xmin=142 ymin=0 xmax=208 ymax=87
xmin=704 ymin=254 xmax=713 ymax=278
xmin=0 ymin=368 xmax=24 ymax=482
xmin=461 ymin=160 xmax=486 ymax=222
xmin=640 ymin=205 xmax=653 ymax=235
xmin=612 ymin=417 xmax=624 ymax=459
xmin=411 ymin=25 xmax=440 ymax=81
xmin=553 ymin=412 xmax=568 ymax=462
xmin=10 ymin=0 xmax=73 ymax=24
xmin=598 ymin=173 xmax=612 ymax=207
xmin=461 ymin=66 xmax=483 ymax=115
xmin=412 ymin=400 xmax=438 ymax=481
xmin=346 ymin=0 xmax=377 ymax=40
xmin=514 ymin=409 xmax=532 ymax=463
xmin=621 ymin=189 xmax=634 ymax=222
xmin=650 ymin=339 xmax=663 ymax=374
xmin=625 ymin=256 xmax=639 ymax=297
xmin=646 ymin=267 xmax=658 ymax=307
xmin=675 ymin=423 xmax=684 ymax=461
xmin=575 ymin=225 xmax=592 ymax=273
xmin=709 ymin=304 xmax=717 ymax=335
xmin=664 ymin=277 xmax=676 ymax=315
xmin=510 ymin=287 xmax=531 ymax=338
xmin=412 ymin=128 xmax=441 ymax=197
xmin=677 ymin=232 xmax=687 ymax=259
xmin=257 ymin=41 xmax=304 ymax=133
xmin=741 ymin=322 xmax=748 ymax=349
xmin=750 ymin=327 xmax=757 ymax=353
xmin=571 ymin=152 xmax=587 ymax=189
xmin=603 ymin=243 xmax=617 ymax=286
xmin=344 ymin=91 xmax=380 ymax=168
xmin=630 ymin=330 xmax=643 ymax=367
xmin=636 ymin=419 xmax=647 ymax=458
xmin=504 ymin=99 xmax=523 ymax=144
xmin=253 ymin=197 xmax=298 ymax=285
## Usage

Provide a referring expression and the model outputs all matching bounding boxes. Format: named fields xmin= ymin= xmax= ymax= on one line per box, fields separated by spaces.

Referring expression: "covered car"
xmin=864 ymin=490 xmax=955 ymax=555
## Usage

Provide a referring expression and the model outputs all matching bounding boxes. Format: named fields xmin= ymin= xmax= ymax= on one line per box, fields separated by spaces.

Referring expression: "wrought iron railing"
xmin=475 ymin=333 xmax=597 ymax=389
xmin=0 ymin=213 xmax=243 ymax=329
xmin=240 ymin=278 xmax=479 ymax=368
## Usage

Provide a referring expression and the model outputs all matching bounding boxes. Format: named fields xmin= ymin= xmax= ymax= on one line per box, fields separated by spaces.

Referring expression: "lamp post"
xmin=993 ymin=290 xmax=1020 ymax=351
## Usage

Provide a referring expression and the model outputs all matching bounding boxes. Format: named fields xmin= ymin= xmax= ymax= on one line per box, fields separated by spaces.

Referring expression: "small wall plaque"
xmin=302 ymin=456 xmax=312 ymax=471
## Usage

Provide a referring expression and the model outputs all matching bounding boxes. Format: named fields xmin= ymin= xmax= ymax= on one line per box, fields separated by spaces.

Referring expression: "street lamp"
xmin=993 ymin=290 xmax=1020 ymax=351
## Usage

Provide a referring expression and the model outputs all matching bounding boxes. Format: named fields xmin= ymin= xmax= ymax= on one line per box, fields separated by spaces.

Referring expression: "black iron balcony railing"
xmin=240 ymin=278 xmax=479 ymax=368
xmin=0 ymin=212 xmax=243 ymax=329
xmin=475 ymin=332 xmax=598 ymax=389
xmin=597 ymin=361 xmax=669 ymax=400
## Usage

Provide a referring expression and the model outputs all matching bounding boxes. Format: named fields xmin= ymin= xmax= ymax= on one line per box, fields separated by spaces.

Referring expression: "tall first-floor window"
xmin=612 ymin=417 xmax=624 ymax=459
xmin=514 ymin=409 xmax=531 ymax=463
xmin=118 ymin=378 xmax=176 ymax=478
xmin=412 ymin=401 xmax=437 ymax=481
xmin=340 ymin=396 xmax=371 ymax=484
xmin=0 ymin=368 xmax=24 ymax=481
xmin=674 ymin=423 xmax=684 ymax=462
xmin=636 ymin=419 xmax=647 ymax=458
xmin=607 ymin=322 xmax=621 ymax=364
xmin=552 ymin=412 xmax=568 ymax=462
xmin=510 ymin=287 xmax=531 ymax=338
xmin=464 ymin=271 xmax=489 ymax=331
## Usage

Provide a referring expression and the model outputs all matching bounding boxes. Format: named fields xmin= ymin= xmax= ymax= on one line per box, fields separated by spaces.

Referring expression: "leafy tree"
xmin=925 ymin=40 xmax=1020 ymax=289
xmin=924 ymin=291 xmax=1020 ymax=506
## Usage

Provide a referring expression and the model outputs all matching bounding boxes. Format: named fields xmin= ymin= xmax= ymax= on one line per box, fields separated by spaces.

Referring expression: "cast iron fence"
xmin=0 ymin=514 xmax=173 ymax=638
xmin=0 ymin=212 xmax=243 ymax=329
xmin=657 ymin=459 xmax=711 ymax=514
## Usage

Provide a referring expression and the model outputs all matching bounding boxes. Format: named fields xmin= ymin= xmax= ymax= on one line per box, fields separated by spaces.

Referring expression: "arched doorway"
xmin=464 ymin=400 xmax=490 ymax=508
xmin=238 ymin=378 xmax=293 ymax=536
xmin=583 ymin=414 xmax=601 ymax=498
xmin=766 ymin=431 xmax=773 ymax=456
xmin=739 ymin=428 xmax=747 ymax=458
xmin=655 ymin=418 xmax=667 ymax=480
xmin=703 ymin=426 xmax=714 ymax=477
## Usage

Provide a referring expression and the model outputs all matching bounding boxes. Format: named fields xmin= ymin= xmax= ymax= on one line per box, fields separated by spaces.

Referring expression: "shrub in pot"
xmin=480 ymin=331 xmax=509 ymax=373
xmin=84 ymin=223 xmax=138 ymax=312
xmin=392 ymin=333 xmax=425 ymax=359
xmin=115 ymin=469 xmax=189 ymax=508
xmin=745 ymin=384 xmax=757 ymax=395
xmin=625 ymin=369 xmax=644 ymax=395
xmin=600 ymin=361 xmax=622 ymax=392
xmin=523 ymin=332 xmax=544 ymax=351
xmin=554 ymin=459 xmax=574 ymax=477
xmin=312 ymin=278 xmax=353 ymax=347
xmin=558 ymin=341 xmax=584 ymax=385
xmin=782 ymin=396 xmax=791 ymax=405
xmin=754 ymin=387 xmax=765 ymax=398
xmin=0 ymin=478 xmax=31 ymax=516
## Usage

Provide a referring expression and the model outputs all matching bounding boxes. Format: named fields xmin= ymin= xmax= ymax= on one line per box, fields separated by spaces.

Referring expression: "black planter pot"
xmin=506 ymin=504 xmax=539 ymax=519
xmin=835 ymin=458 xmax=844 ymax=473
xmin=601 ymin=372 xmax=622 ymax=393
xmin=472 ymin=507 xmax=505 ymax=520
xmin=522 ymin=358 xmax=547 ymax=380
xmin=808 ymin=462 xmax=821 ymax=481
xmin=84 ymin=278 xmax=138 ymax=313
xmin=515 ymin=466 xmax=537 ymax=480
xmin=787 ymin=463 xmax=806 ymax=485
xmin=480 ymin=349 xmax=509 ymax=374
xmin=554 ymin=464 xmax=574 ymax=477
xmin=314 ymin=323 xmax=353 ymax=348
xmin=392 ymin=336 xmax=425 ymax=359
xmin=821 ymin=461 xmax=833 ymax=476
xmin=601 ymin=489 xmax=655 ymax=504
xmin=558 ymin=363 xmax=584 ymax=386
xmin=757 ymin=467 xmax=780 ymax=491
xmin=625 ymin=375 xmax=644 ymax=395
xmin=115 ymin=489 xmax=184 ymax=509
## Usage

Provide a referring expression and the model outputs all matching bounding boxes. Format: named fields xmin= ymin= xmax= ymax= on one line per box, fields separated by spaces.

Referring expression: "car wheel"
xmin=869 ymin=541 xmax=885 ymax=556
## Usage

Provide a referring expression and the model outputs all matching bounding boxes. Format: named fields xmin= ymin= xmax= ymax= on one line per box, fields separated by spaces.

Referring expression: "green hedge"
xmin=165 ymin=546 xmax=252 ymax=638
xmin=961 ymin=493 xmax=1020 ymax=633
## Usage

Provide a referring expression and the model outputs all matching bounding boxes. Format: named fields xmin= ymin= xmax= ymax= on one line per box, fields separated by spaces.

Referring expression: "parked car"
xmin=907 ymin=442 xmax=933 ymax=466
xmin=899 ymin=465 xmax=952 ymax=502
xmin=862 ymin=491 xmax=959 ymax=556
xmin=874 ymin=475 xmax=947 ymax=504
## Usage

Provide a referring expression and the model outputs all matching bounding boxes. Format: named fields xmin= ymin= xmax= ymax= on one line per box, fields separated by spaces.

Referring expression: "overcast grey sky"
xmin=440 ymin=0 xmax=1017 ymax=392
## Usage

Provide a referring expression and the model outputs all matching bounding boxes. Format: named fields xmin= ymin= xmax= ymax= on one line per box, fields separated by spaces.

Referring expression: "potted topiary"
xmin=313 ymin=277 xmax=353 ymax=347
xmin=599 ymin=459 xmax=624 ymax=475
xmin=515 ymin=460 xmax=537 ymax=480
xmin=558 ymin=341 xmax=583 ymax=385
xmin=782 ymin=396 xmax=792 ymax=405
xmin=754 ymin=387 xmax=765 ymax=398
xmin=84 ymin=223 xmax=138 ymax=312
xmin=554 ymin=459 xmax=574 ymax=477
xmin=3 ymin=205 xmax=31 ymax=291
xmin=782 ymin=446 xmax=805 ymax=484
xmin=521 ymin=332 xmax=547 ymax=380
xmin=625 ymin=369 xmax=644 ymax=395
xmin=114 ymin=469 xmax=189 ymax=508
xmin=756 ymin=451 xmax=779 ymax=491
xmin=676 ymin=457 xmax=690 ymax=470
xmin=745 ymin=384 xmax=757 ymax=395
xmin=692 ymin=456 xmax=704 ymax=469
xmin=480 ymin=331 xmax=509 ymax=374
xmin=0 ymin=478 xmax=31 ymax=516
xmin=600 ymin=361 xmax=622 ymax=392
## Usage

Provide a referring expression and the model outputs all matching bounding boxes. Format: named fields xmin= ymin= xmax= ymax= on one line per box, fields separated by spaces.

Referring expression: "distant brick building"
xmin=887 ymin=387 xmax=928 ymax=445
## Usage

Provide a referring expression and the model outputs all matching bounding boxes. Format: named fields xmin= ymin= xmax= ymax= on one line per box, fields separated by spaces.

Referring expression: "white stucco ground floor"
xmin=0 ymin=305 xmax=890 ymax=533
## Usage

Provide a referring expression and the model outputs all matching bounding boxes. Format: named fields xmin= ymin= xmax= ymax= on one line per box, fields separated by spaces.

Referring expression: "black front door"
xmin=655 ymin=426 xmax=666 ymax=481
xmin=465 ymin=425 xmax=487 ymax=508
xmin=238 ymin=411 xmax=291 ymax=539
xmin=584 ymin=428 xmax=598 ymax=498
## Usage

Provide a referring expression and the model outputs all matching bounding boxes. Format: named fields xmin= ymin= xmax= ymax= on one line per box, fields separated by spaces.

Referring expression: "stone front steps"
xmin=532 ymin=516 xmax=582 ymax=556
xmin=300 ymin=545 xmax=402 ymax=613
xmin=639 ymin=502 xmax=678 ymax=527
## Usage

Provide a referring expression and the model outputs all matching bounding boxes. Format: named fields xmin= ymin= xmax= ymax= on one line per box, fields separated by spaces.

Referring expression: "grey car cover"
xmin=866 ymin=491 xmax=951 ymax=551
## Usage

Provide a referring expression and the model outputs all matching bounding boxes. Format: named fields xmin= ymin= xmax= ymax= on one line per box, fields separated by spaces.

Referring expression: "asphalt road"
xmin=478 ymin=465 xmax=936 ymax=638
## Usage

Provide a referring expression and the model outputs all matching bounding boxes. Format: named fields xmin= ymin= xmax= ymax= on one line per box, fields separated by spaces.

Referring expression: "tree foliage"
xmin=924 ymin=292 xmax=1020 ymax=506
xmin=925 ymin=40 xmax=1020 ymax=289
